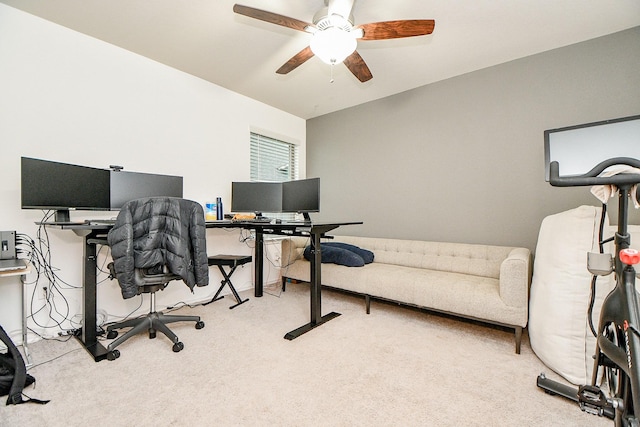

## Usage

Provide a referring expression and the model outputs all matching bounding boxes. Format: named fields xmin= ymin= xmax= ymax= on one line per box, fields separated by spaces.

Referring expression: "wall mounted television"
xmin=544 ymin=114 xmax=640 ymax=181
xmin=21 ymin=157 xmax=183 ymax=222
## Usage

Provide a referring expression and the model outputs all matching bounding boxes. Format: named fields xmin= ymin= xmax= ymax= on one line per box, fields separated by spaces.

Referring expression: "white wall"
xmin=0 ymin=4 xmax=305 ymax=344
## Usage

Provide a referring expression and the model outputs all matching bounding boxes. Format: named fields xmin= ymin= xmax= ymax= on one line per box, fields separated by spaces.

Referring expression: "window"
xmin=250 ymin=132 xmax=299 ymax=183
xmin=250 ymin=132 xmax=299 ymax=220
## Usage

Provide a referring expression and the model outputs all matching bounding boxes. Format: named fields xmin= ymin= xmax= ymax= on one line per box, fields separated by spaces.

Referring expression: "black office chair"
xmin=105 ymin=197 xmax=209 ymax=360
xmin=105 ymin=265 xmax=205 ymax=358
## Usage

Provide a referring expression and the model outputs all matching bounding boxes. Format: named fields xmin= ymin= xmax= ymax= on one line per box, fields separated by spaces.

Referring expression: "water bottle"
xmin=216 ymin=197 xmax=223 ymax=220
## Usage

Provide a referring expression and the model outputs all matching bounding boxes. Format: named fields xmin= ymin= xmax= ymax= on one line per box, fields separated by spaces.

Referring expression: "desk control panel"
xmin=87 ymin=220 xmax=116 ymax=226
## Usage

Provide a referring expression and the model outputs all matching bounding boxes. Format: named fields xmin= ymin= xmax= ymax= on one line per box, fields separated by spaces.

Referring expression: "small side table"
xmin=0 ymin=262 xmax=33 ymax=366
xmin=205 ymin=255 xmax=251 ymax=309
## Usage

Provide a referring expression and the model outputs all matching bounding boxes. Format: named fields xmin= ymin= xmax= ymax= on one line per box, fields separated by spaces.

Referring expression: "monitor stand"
xmin=302 ymin=212 xmax=312 ymax=222
xmin=55 ymin=209 xmax=71 ymax=222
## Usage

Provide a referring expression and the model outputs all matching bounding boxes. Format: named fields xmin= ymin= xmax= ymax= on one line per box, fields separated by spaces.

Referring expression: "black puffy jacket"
xmin=107 ymin=197 xmax=209 ymax=299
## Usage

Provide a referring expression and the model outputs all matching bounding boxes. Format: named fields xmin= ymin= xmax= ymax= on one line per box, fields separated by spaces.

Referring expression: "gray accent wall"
xmin=307 ymin=27 xmax=640 ymax=251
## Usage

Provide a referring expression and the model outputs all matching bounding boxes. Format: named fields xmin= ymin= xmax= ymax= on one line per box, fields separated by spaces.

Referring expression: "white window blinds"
xmin=250 ymin=132 xmax=298 ymax=182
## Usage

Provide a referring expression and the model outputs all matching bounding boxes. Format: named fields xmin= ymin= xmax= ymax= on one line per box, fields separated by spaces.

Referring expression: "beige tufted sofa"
xmin=281 ymin=235 xmax=532 ymax=353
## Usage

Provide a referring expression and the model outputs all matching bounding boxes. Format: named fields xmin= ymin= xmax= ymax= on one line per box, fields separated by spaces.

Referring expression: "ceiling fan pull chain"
xmin=330 ymin=61 xmax=335 ymax=83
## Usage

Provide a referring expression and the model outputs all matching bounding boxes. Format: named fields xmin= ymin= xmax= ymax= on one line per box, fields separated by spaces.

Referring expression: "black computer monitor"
xmin=231 ymin=181 xmax=283 ymax=215
xmin=21 ymin=157 xmax=111 ymax=222
xmin=282 ymin=178 xmax=320 ymax=214
xmin=110 ymin=171 xmax=183 ymax=210
xmin=544 ymin=115 xmax=640 ymax=181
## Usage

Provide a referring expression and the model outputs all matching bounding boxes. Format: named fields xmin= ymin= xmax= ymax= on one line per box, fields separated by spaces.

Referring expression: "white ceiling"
xmin=2 ymin=0 xmax=639 ymax=119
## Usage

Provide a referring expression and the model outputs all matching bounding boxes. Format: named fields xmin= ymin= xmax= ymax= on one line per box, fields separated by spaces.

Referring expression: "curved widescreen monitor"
xmin=544 ymin=115 xmax=640 ymax=180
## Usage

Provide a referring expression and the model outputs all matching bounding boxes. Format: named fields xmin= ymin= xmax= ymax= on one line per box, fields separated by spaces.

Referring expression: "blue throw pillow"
xmin=322 ymin=242 xmax=375 ymax=264
xmin=303 ymin=244 xmax=365 ymax=267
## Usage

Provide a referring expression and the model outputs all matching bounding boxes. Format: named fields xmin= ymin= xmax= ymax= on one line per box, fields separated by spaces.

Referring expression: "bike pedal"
xmin=578 ymin=385 xmax=613 ymax=417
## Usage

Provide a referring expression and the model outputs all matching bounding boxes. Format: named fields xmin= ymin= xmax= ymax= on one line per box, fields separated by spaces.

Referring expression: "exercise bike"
xmin=537 ymin=157 xmax=640 ymax=426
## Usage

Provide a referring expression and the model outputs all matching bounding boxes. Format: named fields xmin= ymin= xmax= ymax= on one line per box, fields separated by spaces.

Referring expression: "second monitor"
xmin=282 ymin=178 xmax=320 ymax=214
xmin=110 ymin=170 xmax=183 ymax=210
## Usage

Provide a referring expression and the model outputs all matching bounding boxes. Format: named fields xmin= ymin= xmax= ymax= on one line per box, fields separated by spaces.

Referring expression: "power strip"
xmin=0 ymin=230 xmax=16 ymax=260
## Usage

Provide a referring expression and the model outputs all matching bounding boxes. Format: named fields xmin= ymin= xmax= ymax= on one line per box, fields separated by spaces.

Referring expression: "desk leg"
xmin=254 ymin=229 xmax=264 ymax=297
xmin=77 ymin=234 xmax=109 ymax=362
xmin=20 ymin=274 xmax=32 ymax=366
xmin=310 ymin=231 xmax=322 ymax=323
xmin=284 ymin=231 xmax=340 ymax=340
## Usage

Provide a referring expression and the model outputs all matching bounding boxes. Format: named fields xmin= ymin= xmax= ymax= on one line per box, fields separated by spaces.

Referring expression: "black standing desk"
xmin=43 ymin=219 xmax=361 ymax=362
xmin=206 ymin=220 xmax=362 ymax=339
xmin=37 ymin=222 xmax=112 ymax=362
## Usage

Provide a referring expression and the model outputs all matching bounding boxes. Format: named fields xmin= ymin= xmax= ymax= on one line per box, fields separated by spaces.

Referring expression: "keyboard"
xmin=252 ymin=218 xmax=273 ymax=223
xmin=233 ymin=218 xmax=272 ymax=224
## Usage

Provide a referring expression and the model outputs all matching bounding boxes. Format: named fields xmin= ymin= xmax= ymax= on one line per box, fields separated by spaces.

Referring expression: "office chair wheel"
xmin=172 ymin=342 xmax=184 ymax=353
xmin=149 ymin=328 xmax=157 ymax=339
xmin=195 ymin=320 xmax=205 ymax=329
xmin=107 ymin=330 xmax=118 ymax=339
xmin=107 ymin=349 xmax=120 ymax=361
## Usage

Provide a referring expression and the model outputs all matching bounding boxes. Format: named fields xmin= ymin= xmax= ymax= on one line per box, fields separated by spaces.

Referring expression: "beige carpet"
xmin=3 ymin=282 xmax=609 ymax=426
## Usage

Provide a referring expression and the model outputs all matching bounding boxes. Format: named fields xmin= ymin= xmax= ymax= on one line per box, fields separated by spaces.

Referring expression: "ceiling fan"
xmin=233 ymin=1 xmax=435 ymax=83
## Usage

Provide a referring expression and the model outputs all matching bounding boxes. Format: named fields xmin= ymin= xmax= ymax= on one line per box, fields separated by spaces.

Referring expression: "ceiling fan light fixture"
xmin=315 ymin=13 xmax=352 ymax=31
xmin=232 ymin=4 xmax=434 ymax=83
xmin=310 ymin=26 xmax=357 ymax=64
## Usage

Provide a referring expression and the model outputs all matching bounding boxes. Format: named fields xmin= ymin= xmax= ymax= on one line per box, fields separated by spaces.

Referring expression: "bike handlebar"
xmin=549 ymin=157 xmax=640 ymax=188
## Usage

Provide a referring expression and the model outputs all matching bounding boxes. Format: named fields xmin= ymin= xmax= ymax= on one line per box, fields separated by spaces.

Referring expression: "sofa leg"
xmin=514 ymin=326 xmax=522 ymax=354
xmin=282 ymin=277 xmax=287 ymax=292
xmin=365 ymin=295 xmax=371 ymax=314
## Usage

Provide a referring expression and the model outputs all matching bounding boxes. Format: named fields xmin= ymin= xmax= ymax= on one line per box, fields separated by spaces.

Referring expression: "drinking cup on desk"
xmin=216 ymin=197 xmax=223 ymax=220
xmin=205 ymin=203 xmax=217 ymax=221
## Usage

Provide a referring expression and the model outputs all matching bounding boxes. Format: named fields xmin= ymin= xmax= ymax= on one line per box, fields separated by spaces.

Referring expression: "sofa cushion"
xmin=303 ymin=244 xmax=365 ymax=267
xmin=322 ymin=242 xmax=374 ymax=264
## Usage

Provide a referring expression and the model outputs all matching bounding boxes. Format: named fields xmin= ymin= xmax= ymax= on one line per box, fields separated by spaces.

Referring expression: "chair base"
xmin=105 ymin=260 xmax=206 ymax=360
xmin=106 ymin=311 xmax=204 ymax=356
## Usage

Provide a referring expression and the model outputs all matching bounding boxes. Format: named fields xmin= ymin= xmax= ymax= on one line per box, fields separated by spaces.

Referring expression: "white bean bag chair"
xmin=529 ymin=205 xmax=614 ymax=385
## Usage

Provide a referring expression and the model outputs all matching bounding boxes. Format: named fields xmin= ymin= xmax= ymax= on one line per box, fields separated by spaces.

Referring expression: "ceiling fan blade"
xmin=276 ymin=46 xmax=315 ymax=75
xmin=233 ymin=4 xmax=312 ymax=32
xmin=356 ymin=20 xmax=435 ymax=40
xmin=343 ymin=51 xmax=373 ymax=82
